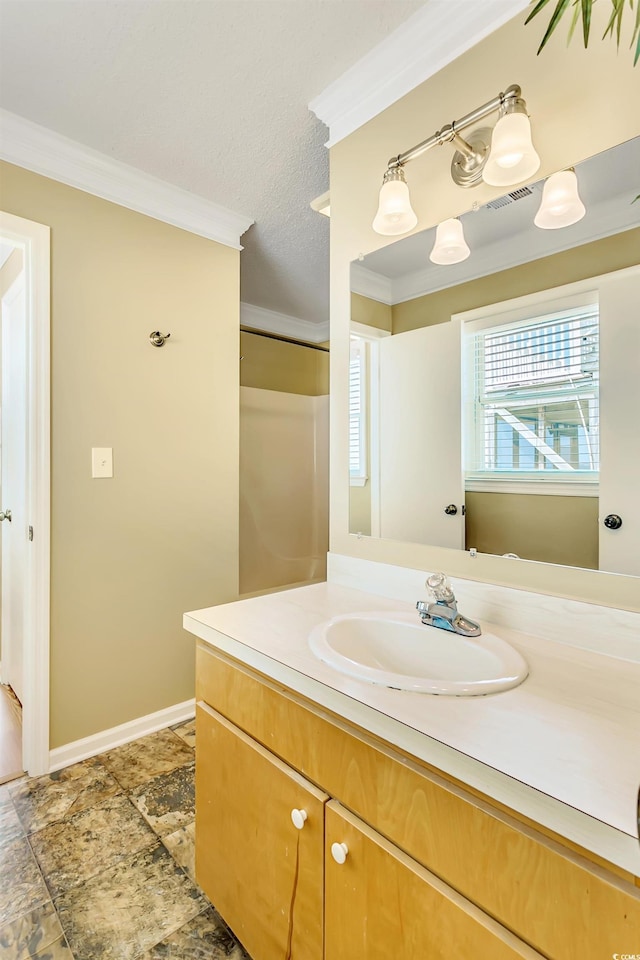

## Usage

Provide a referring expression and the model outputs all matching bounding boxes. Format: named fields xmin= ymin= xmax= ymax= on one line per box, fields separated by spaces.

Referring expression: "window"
xmin=349 ymin=337 xmax=367 ymax=485
xmin=464 ymin=301 xmax=599 ymax=488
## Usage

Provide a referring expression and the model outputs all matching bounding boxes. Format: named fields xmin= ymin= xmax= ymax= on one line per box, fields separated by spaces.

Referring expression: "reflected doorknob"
xmin=603 ymin=514 xmax=622 ymax=530
xmin=444 ymin=504 xmax=458 ymax=516
xmin=0 ymin=509 xmax=11 ymax=522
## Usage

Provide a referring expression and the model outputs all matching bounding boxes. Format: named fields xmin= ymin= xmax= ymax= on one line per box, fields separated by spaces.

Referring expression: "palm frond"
xmin=534 ymin=0 xmax=573 ymax=53
xmin=526 ymin=0 xmax=638 ymax=62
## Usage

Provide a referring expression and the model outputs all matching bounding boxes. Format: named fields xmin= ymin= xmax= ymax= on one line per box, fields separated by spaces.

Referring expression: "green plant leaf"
xmin=527 ymin=0 xmax=638 ymax=61
xmin=535 ymin=0 xmax=574 ymax=53
xmin=524 ymin=0 xmax=556 ymax=27
xmin=567 ymin=0 xmax=582 ymax=44
xmin=580 ymin=0 xmax=592 ymax=45
xmin=602 ymin=0 xmax=626 ymax=45
xmin=633 ymin=0 xmax=640 ymax=63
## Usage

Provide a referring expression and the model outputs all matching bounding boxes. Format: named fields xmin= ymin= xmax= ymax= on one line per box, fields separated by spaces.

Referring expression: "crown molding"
xmin=350 ymin=264 xmax=393 ymax=304
xmin=241 ymin=302 xmax=329 ymax=343
xmin=0 ymin=110 xmax=254 ymax=250
xmin=309 ymin=0 xmax=529 ymax=148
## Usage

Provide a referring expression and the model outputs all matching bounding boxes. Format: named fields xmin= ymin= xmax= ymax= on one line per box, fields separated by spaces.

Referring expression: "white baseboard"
xmin=48 ymin=699 xmax=195 ymax=773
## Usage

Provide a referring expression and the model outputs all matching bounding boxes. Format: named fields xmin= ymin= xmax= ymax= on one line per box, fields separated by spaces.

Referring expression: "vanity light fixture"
xmin=534 ymin=169 xmax=586 ymax=229
xmin=372 ymin=84 xmax=540 ymax=237
xmin=372 ymin=166 xmax=418 ymax=236
xmin=429 ymin=218 xmax=470 ymax=265
xmin=482 ymin=97 xmax=541 ymax=186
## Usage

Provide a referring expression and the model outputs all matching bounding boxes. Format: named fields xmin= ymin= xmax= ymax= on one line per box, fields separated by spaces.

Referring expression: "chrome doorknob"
xmin=603 ymin=514 xmax=622 ymax=530
xmin=0 ymin=509 xmax=11 ymax=522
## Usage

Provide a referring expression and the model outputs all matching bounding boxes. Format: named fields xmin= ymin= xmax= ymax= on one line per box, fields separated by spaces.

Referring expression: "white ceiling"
xmin=0 ymin=0 xmax=424 ymax=329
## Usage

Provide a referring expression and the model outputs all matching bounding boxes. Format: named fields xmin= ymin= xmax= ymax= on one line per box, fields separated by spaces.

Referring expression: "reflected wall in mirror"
xmin=349 ymin=137 xmax=640 ymax=577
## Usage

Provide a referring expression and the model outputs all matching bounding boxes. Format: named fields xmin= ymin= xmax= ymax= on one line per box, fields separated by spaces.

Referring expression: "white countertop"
xmin=184 ymin=580 xmax=640 ymax=875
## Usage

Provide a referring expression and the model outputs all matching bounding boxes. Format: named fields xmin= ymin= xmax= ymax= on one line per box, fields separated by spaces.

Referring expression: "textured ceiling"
xmin=0 ymin=0 xmax=424 ymax=327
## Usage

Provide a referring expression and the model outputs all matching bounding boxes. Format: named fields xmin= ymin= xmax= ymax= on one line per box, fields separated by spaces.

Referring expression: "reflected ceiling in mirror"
xmin=349 ymin=137 xmax=640 ymax=578
xmin=353 ymin=137 xmax=639 ymax=306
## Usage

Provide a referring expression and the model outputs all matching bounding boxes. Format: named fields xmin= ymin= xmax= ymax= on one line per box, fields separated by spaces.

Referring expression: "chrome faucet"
xmin=416 ymin=573 xmax=481 ymax=637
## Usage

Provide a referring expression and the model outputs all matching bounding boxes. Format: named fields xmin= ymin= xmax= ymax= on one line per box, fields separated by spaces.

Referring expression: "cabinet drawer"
xmin=197 ymin=643 xmax=640 ymax=960
xmin=196 ymin=703 xmax=327 ymax=960
xmin=325 ymin=801 xmax=543 ymax=960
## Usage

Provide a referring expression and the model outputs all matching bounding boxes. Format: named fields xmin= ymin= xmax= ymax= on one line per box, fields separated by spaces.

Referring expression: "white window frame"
xmin=459 ymin=286 xmax=601 ymax=497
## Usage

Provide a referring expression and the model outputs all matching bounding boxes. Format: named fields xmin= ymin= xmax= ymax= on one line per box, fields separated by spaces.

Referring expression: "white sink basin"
xmin=309 ymin=611 xmax=528 ymax=696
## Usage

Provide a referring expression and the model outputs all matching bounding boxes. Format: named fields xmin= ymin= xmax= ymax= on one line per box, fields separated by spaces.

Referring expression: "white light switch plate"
xmin=92 ymin=447 xmax=113 ymax=478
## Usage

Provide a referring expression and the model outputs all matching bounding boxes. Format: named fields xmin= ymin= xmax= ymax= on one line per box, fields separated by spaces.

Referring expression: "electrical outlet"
xmin=92 ymin=447 xmax=113 ymax=478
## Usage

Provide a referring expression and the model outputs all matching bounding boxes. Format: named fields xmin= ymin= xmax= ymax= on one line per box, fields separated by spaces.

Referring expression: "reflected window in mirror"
xmin=463 ymin=294 xmax=599 ymax=491
xmin=349 ymin=337 xmax=368 ymax=487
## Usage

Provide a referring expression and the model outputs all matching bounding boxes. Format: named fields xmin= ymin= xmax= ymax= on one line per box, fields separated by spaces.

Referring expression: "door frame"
xmin=0 ymin=210 xmax=50 ymax=776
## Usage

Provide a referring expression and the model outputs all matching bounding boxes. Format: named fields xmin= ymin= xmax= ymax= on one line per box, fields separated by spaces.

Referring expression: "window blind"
xmin=349 ymin=339 xmax=366 ymax=479
xmin=464 ymin=305 xmax=599 ymax=479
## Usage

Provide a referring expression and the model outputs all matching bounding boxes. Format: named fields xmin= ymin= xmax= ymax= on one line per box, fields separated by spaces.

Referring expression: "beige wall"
xmin=1 ymin=161 xmax=240 ymax=748
xmin=465 ymin=494 xmax=598 ymax=569
xmin=392 ymin=228 xmax=640 ymax=334
xmin=240 ymin=331 xmax=329 ymax=395
xmin=330 ymin=6 xmax=640 ymax=610
xmin=351 ymin=292 xmax=392 ymax=332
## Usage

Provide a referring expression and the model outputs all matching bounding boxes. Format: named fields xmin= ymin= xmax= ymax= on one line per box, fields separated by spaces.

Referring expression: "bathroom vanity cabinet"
xmin=195 ymin=641 xmax=640 ymax=960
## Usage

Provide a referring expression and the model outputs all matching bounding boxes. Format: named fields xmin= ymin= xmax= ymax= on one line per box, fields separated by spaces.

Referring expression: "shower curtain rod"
xmin=240 ymin=326 xmax=330 ymax=353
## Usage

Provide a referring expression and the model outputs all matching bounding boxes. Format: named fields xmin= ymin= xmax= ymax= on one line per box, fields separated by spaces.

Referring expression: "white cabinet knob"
xmin=331 ymin=842 xmax=349 ymax=865
xmin=291 ymin=808 xmax=308 ymax=830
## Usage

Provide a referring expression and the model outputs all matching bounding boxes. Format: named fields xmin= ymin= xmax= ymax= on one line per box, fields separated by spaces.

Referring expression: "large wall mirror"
xmin=349 ymin=136 xmax=640 ymax=578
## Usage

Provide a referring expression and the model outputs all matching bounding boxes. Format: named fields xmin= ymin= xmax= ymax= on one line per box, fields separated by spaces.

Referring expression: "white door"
xmin=378 ymin=322 xmax=464 ymax=548
xmin=598 ymin=267 xmax=640 ymax=577
xmin=1 ymin=266 xmax=27 ymax=704
xmin=0 ymin=210 xmax=50 ymax=778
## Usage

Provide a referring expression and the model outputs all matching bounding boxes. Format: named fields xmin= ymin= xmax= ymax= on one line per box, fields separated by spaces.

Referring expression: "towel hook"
xmin=149 ymin=331 xmax=171 ymax=348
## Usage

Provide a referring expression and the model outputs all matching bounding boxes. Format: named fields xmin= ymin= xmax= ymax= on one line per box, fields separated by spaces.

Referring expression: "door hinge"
xmin=28 ymin=525 xmax=34 ymax=541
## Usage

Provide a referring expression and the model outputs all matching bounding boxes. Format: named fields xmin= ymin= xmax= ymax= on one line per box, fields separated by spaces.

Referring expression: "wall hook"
xmin=149 ymin=331 xmax=171 ymax=347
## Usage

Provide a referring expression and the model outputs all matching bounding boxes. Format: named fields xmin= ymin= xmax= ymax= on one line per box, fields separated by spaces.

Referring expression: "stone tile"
xmin=29 ymin=793 xmax=156 ymax=899
xmin=163 ymin=821 xmax=196 ymax=884
xmin=9 ymin=758 xmax=120 ymax=834
xmin=55 ymin=840 xmax=205 ymax=960
xmin=100 ymin=730 xmax=194 ymax=792
xmin=0 ymin=902 xmax=63 ymax=960
xmin=31 ymin=936 xmax=74 ymax=959
xmin=0 ymin=791 xmax=24 ymax=844
xmin=130 ymin=763 xmax=194 ymax=838
xmin=171 ymin=719 xmax=195 ymax=749
xmin=140 ymin=908 xmax=250 ymax=959
xmin=0 ymin=836 xmax=50 ymax=928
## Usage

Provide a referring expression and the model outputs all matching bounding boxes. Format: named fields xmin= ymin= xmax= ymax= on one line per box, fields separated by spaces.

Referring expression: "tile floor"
xmin=0 ymin=721 xmax=251 ymax=959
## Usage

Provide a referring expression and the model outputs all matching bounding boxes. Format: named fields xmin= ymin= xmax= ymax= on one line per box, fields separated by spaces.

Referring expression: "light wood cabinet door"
xmin=325 ymin=801 xmax=542 ymax=960
xmin=195 ymin=703 xmax=327 ymax=960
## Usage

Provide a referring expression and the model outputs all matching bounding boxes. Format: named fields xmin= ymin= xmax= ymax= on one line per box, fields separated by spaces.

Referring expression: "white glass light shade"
xmin=429 ymin=218 xmax=470 ymax=265
xmin=372 ymin=176 xmax=418 ymax=236
xmin=534 ymin=170 xmax=586 ymax=229
xmin=483 ymin=112 xmax=541 ymax=186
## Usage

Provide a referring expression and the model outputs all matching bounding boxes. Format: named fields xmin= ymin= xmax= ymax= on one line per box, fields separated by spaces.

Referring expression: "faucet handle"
xmin=426 ymin=572 xmax=455 ymax=604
